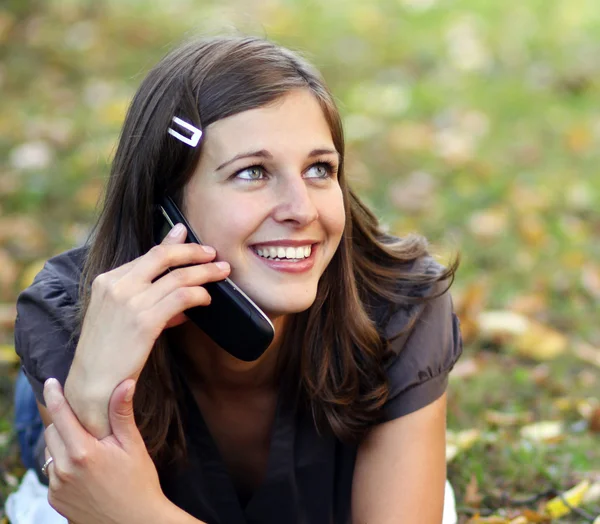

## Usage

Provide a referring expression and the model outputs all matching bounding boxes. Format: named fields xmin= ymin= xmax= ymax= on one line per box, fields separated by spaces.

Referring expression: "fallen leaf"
xmin=0 ymin=344 xmax=19 ymax=365
xmin=589 ymin=408 xmax=600 ymax=433
xmin=508 ymin=517 xmax=528 ymax=524
xmin=520 ymin=421 xmax=564 ymax=443
xmin=452 ymin=280 xmax=489 ymax=343
xmin=521 ymin=508 xmax=551 ymax=522
xmin=544 ymin=480 xmax=589 ymax=519
xmin=20 ymin=259 xmax=47 ymax=291
xmin=508 ymin=293 xmax=548 ymax=316
xmin=477 ymin=310 xmax=528 ymax=340
xmin=464 ymin=474 xmax=483 ymax=507
xmin=513 ymin=320 xmax=568 ymax=360
xmin=582 ymin=481 xmax=600 ymax=504
xmin=573 ymin=340 xmax=600 ymax=368
xmin=446 ymin=428 xmax=481 ymax=461
xmin=485 ymin=409 xmax=533 ymax=427
xmin=468 ymin=207 xmax=508 ymax=241
xmin=466 ymin=516 xmax=508 ymax=523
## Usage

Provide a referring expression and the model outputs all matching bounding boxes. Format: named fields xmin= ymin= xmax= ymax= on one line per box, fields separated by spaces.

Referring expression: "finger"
xmin=164 ymin=311 xmax=190 ymax=330
xmin=43 ymin=379 xmax=93 ymax=453
xmin=134 ymin=261 xmax=230 ymax=310
xmin=44 ymin=425 xmax=69 ymax=478
xmin=108 ymin=380 xmax=143 ymax=449
xmin=126 ymin=242 xmax=218 ymax=287
xmin=96 ymin=224 xmax=190 ymax=282
xmin=160 ymin=222 xmax=187 ymax=245
xmin=141 ymin=286 xmax=215 ymax=330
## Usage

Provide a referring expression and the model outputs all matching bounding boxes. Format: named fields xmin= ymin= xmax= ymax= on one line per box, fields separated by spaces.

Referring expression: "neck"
xmin=170 ymin=316 xmax=287 ymax=395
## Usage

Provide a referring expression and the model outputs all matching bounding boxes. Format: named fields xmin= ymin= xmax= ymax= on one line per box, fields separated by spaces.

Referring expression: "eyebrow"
xmin=216 ymin=148 xmax=340 ymax=171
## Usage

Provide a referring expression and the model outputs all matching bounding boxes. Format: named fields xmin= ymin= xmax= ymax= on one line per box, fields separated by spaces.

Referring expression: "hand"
xmin=65 ymin=223 xmax=230 ymax=437
xmin=43 ymin=378 xmax=174 ymax=524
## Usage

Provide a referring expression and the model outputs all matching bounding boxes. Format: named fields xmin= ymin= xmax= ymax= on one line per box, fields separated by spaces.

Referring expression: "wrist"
xmin=64 ymin=365 xmax=112 ymax=438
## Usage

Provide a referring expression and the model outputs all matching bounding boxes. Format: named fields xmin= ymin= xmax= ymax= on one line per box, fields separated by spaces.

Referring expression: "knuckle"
xmin=53 ymin=462 xmax=73 ymax=483
xmin=91 ymin=273 xmax=108 ymax=293
xmin=70 ymin=447 xmax=90 ymax=467
xmin=171 ymin=268 xmax=187 ymax=285
xmin=174 ymin=287 xmax=193 ymax=305
xmin=150 ymin=244 xmax=168 ymax=262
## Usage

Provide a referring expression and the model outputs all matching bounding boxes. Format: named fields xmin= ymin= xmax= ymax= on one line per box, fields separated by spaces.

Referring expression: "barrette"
xmin=168 ymin=116 xmax=202 ymax=147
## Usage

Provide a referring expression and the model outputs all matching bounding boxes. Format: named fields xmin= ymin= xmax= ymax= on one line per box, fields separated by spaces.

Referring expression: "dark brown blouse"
xmin=14 ymin=245 xmax=462 ymax=524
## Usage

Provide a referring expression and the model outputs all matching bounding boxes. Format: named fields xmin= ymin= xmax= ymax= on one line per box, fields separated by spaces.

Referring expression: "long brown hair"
xmin=74 ymin=36 xmax=457 ymax=466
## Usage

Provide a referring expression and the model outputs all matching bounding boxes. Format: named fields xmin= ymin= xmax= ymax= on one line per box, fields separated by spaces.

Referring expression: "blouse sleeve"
xmin=381 ymin=288 xmax=463 ymax=421
xmin=14 ymin=253 xmax=82 ymax=405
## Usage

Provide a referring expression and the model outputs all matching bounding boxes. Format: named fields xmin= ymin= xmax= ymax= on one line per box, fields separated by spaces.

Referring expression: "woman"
xmin=14 ymin=35 xmax=462 ymax=523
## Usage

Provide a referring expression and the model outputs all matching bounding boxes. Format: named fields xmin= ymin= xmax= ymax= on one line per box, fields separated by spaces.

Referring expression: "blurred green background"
xmin=1 ymin=0 xmax=599 ymax=522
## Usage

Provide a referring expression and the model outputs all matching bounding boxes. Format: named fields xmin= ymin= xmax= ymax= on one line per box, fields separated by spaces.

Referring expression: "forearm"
xmin=64 ymin=358 xmax=116 ymax=438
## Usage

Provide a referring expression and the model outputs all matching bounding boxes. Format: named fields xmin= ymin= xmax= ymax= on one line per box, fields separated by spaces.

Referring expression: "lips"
xmin=249 ymin=243 xmax=318 ymax=273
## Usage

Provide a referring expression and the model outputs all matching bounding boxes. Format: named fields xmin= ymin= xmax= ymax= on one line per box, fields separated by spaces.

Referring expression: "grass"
xmin=0 ymin=0 xmax=599 ymax=521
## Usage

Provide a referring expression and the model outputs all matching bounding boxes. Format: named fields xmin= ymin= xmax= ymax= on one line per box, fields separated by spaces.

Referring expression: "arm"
xmin=40 ymin=379 xmax=208 ymax=524
xmin=351 ymin=392 xmax=447 ymax=524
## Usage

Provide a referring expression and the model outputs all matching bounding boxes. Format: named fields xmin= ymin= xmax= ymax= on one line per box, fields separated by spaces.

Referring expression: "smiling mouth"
xmin=251 ymin=244 xmax=313 ymax=261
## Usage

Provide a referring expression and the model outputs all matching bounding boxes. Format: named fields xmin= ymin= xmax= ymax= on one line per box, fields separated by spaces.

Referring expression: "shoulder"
xmin=15 ymin=245 xmax=88 ymax=403
xmin=366 ymin=237 xmax=463 ymax=421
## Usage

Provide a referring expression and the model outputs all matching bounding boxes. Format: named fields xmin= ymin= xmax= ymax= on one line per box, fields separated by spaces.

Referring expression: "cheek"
xmin=319 ymin=190 xmax=346 ymax=241
xmin=191 ymin=196 xmax=266 ymax=251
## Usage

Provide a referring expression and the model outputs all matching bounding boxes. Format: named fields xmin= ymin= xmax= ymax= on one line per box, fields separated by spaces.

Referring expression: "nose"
xmin=271 ymin=174 xmax=319 ymax=227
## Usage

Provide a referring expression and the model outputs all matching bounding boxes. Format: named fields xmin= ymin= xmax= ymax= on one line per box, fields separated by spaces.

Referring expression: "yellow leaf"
xmin=468 ymin=208 xmax=508 ymax=241
xmin=517 ymin=213 xmax=547 ymax=247
xmin=508 ymin=517 xmax=528 ymax=524
xmin=0 ymin=344 xmax=18 ymax=364
xmin=520 ymin=421 xmax=563 ymax=443
xmin=514 ymin=320 xmax=568 ymax=361
xmin=545 ymin=480 xmax=590 ymax=519
xmin=446 ymin=428 xmax=480 ymax=461
xmin=484 ymin=409 xmax=533 ymax=427
xmin=20 ymin=259 xmax=47 ymax=291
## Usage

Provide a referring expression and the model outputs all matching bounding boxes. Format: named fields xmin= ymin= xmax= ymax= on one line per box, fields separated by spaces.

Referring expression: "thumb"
xmin=109 ymin=379 xmax=139 ymax=446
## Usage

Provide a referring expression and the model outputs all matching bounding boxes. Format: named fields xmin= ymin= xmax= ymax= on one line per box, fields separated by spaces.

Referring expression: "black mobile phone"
xmin=153 ymin=196 xmax=274 ymax=361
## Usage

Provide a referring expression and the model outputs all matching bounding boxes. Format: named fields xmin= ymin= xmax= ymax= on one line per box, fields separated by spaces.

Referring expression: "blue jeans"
xmin=14 ymin=369 xmax=44 ymax=470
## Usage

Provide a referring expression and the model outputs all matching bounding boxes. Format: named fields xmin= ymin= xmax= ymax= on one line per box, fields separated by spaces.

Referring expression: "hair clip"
xmin=168 ymin=117 xmax=202 ymax=147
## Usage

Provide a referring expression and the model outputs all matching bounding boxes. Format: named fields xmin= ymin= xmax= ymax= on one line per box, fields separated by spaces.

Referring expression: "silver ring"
xmin=41 ymin=456 xmax=54 ymax=477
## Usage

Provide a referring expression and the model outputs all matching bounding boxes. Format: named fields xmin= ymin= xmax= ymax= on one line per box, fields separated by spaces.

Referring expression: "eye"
xmin=304 ymin=162 xmax=336 ymax=179
xmin=235 ymin=165 xmax=267 ymax=181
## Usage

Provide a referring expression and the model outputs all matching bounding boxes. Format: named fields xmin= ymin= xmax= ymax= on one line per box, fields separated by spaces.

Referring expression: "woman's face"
xmin=183 ymin=89 xmax=345 ymax=319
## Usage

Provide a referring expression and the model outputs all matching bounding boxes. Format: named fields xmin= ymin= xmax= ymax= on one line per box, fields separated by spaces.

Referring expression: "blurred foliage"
xmin=0 ymin=0 xmax=599 ymax=521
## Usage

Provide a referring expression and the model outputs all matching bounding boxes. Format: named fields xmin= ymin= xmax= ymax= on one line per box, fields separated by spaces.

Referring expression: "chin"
xmin=254 ymin=293 xmax=317 ymax=318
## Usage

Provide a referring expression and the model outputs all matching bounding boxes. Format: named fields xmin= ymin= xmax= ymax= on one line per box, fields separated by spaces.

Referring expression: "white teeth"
xmin=253 ymin=244 xmax=313 ymax=260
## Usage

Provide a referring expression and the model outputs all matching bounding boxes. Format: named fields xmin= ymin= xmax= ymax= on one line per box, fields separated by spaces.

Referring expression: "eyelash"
xmin=233 ymin=160 xmax=338 ymax=182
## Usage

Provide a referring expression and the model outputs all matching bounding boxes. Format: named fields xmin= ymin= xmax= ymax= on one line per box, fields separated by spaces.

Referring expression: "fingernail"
xmin=202 ymin=245 xmax=216 ymax=255
xmin=124 ymin=382 xmax=136 ymax=403
xmin=168 ymin=223 xmax=185 ymax=237
xmin=215 ymin=261 xmax=230 ymax=271
xmin=43 ymin=378 xmax=61 ymax=407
